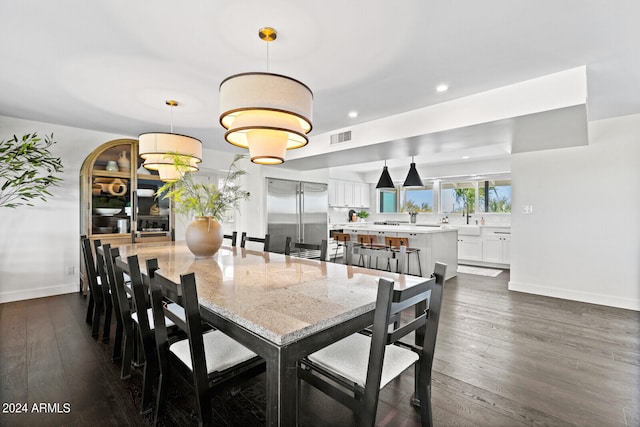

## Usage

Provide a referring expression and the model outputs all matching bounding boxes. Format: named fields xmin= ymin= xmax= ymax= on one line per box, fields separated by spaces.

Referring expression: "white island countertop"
xmin=332 ymin=223 xmax=510 ymax=233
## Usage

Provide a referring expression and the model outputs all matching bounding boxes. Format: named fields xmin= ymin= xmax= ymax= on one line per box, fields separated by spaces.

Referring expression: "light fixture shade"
xmin=245 ymin=129 xmax=287 ymax=165
xmin=376 ymin=166 xmax=395 ymax=189
xmin=403 ymin=162 xmax=423 ymax=187
xmin=138 ymin=132 xmax=202 ymax=180
xmin=139 ymin=132 xmax=202 ymax=163
xmin=219 ymin=72 xmax=313 ymax=164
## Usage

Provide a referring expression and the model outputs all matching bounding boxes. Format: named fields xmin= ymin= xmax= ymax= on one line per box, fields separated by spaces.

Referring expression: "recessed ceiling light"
xmin=348 ymin=111 xmax=358 ymax=118
xmin=461 ymin=155 xmax=470 ymax=160
xmin=436 ymin=84 xmax=449 ymax=92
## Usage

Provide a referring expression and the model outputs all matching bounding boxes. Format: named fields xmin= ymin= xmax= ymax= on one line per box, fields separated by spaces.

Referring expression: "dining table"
xmin=113 ymin=240 xmax=429 ymax=426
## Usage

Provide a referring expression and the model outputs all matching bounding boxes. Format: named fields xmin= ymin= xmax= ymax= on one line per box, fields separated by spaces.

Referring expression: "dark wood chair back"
xmin=93 ymin=241 xmax=118 ymax=345
xmin=240 ymin=232 xmax=270 ymax=251
xmin=102 ymin=244 xmax=136 ymax=380
xmin=81 ymin=235 xmax=104 ymax=337
xmin=126 ymin=254 xmax=157 ymax=414
xmin=284 ymin=236 xmax=328 ymax=260
xmin=223 ymin=231 xmax=238 ymax=246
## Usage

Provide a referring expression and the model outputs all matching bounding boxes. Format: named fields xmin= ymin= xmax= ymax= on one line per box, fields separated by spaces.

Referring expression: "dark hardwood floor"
xmin=1 ymin=269 xmax=638 ymax=426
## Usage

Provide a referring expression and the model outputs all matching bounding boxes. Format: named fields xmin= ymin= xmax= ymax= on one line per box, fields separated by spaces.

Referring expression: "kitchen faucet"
xmin=463 ymin=202 xmax=471 ymax=224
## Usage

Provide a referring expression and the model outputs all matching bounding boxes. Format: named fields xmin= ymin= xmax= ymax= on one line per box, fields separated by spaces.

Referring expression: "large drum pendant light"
xmin=219 ymin=27 xmax=313 ymax=165
xmin=139 ymin=100 xmax=202 ymax=182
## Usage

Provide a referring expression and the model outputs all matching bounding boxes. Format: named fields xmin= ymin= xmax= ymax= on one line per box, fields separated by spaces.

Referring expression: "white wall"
xmin=0 ymin=116 xmax=129 ymax=303
xmin=509 ymin=113 xmax=640 ymax=310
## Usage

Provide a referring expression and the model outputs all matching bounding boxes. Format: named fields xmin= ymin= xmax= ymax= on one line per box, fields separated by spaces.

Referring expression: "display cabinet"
xmin=80 ymin=139 xmax=174 ymax=246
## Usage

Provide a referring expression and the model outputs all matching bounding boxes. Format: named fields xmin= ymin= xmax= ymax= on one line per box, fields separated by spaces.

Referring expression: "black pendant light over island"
xmin=403 ymin=156 xmax=423 ymax=187
xmin=375 ymin=161 xmax=395 ymax=189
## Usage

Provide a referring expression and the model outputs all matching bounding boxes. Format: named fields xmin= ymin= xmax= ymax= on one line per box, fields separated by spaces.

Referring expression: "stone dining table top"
xmin=114 ymin=240 xmax=427 ymax=346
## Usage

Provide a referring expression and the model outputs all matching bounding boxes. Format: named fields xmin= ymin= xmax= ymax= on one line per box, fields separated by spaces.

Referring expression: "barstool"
xmin=332 ymin=232 xmax=352 ymax=262
xmin=356 ymin=234 xmax=386 ymax=267
xmin=385 ymin=236 xmax=422 ymax=276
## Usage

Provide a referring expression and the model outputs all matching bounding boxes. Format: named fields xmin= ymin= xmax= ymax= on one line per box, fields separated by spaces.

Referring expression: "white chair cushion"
xmin=169 ymin=330 xmax=258 ymax=374
xmin=131 ymin=302 xmax=185 ymax=329
xmin=307 ymin=332 xmax=419 ymax=389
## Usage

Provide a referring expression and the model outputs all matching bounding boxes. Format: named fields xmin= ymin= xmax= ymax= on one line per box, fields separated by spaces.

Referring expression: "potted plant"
xmin=356 ymin=210 xmax=369 ymax=222
xmin=0 ymin=133 xmax=63 ymax=208
xmin=157 ymin=154 xmax=249 ymax=257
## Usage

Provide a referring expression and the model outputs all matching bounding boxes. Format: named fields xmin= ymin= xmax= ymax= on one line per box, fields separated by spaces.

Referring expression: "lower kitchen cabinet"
xmin=482 ymin=231 xmax=511 ymax=264
xmin=458 ymin=235 xmax=483 ymax=262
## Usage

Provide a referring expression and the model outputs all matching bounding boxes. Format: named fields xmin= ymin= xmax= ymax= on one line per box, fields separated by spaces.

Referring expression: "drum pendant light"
xmin=403 ymin=156 xmax=423 ymax=187
xmin=139 ymin=100 xmax=202 ymax=182
xmin=219 ymin=27 xmax=313 ymax=165
xmin=375 ymin=160 xmax=395 ymax=189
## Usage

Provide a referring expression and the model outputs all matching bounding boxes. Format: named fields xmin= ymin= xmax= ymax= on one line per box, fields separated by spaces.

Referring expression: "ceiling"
xmin=1 ymin=1 xmax=638 ymax=174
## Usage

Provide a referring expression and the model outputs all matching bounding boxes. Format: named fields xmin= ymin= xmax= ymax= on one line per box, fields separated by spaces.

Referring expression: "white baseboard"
xmin=508 ymin=281 xmax=640 ymax=311
xmin=0 ymin=282 xmax=79 ymax=304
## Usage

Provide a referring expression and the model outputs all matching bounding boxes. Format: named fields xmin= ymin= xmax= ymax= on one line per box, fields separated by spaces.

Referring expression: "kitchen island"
xmin=337 ymin=223 xmax=458 ymax=279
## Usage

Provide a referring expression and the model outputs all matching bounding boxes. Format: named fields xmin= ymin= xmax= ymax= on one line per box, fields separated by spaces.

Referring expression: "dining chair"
xmin=240 ymin=232 xmax=270 ymax=251
xmin=385 ymin=236 xmax=423 ymax=276
xmin=223 ymin=231 xmax=238 ymax=247
xmin=284 ymin=236 xmax=328 ymax=261
xmin=147 ymin=259 xmax=265 ymax=426
xmin=297 ymin=262 xmax=447 ymax=427
xmin=94 ymin=241 xmax=122 ymax=349
xmin=80 ymin=235 xmax=105 ymax=337
xmin=102 ymin=244 xmax=138 ymax=380
xmin=331 ymin=232 xmax=352 ymax=262
xmin=125 ymin=255 xmax=186 ymax=415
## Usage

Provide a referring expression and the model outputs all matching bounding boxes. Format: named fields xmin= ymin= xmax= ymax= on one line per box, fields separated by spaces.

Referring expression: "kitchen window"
xmin=478 ymin=179 xmax=511 ymax=213
xmin=379 ymin=189 xmax=397 ymax=212
xmin=378 ymin=185 xmax=434 ymax=213
xmin=440 ymin=182 xmax=475 ymax=214
xmin=401 ymin=186 xmax=434 ymax=212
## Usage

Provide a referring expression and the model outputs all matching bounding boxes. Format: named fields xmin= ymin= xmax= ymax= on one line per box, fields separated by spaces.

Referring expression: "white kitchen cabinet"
xmin=328 ymin=179 xmax=339 ymax=206
xmin=482 ymin=229 xmax=511 ymax=264
xmin=328 ymin=180 xmax=370 ymax=208
xmin=329 ymin=179 xmax=347 ymax=207
xmin=358 ymin=182 xmax=370 ymax=208
xmin=458 ymin=235 xmax=483 ymax=261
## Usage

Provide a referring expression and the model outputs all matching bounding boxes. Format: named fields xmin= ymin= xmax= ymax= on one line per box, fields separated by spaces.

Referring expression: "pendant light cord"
xmin=266 ymin=39 xmax=270 ymax=72
xmin=169 ymin=103 xmax=174 ymax=133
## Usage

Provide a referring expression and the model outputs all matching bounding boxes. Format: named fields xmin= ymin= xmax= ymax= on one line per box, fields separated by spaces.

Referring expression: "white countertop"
xmin=330 ymin=222 xmax=510 ymax=234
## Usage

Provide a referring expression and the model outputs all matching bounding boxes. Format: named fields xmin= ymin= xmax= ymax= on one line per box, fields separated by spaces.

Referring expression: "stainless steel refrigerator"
xmin=266 ymin=178 xmax=328 ymax=255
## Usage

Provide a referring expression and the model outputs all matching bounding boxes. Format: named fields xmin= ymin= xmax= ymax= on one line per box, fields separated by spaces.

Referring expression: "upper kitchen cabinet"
xmin=329 ymin=179 xmax=370 ymax=208
xmin=80 ymin=139 xmax=174 ymax=247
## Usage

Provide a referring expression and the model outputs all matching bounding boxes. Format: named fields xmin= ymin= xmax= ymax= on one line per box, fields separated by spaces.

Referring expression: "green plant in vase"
xmin=356 ymin=210 xmax=369 ymax=222
xmin=156 ymin=154 xmax=249 ymax=257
